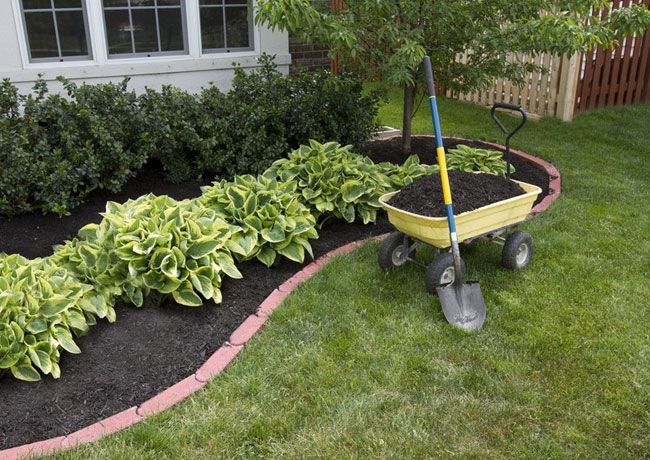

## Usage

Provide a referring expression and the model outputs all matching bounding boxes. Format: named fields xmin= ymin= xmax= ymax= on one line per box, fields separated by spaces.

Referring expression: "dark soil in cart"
xmin=387 ymin=170 xmax=525 ymax=217
xmin=362 ymin=136 xmax=549 ymax=206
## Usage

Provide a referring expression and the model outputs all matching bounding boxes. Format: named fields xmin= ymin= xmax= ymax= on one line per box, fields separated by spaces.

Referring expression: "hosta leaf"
xmin=54 ymin=327 xmax=81 ymax=354
xmin=261 ymin=224 xmax=285 ymax=243
xmin=158 ymin=277 xmax=183 ymax=294
xmin=277 ymin=242 xmax=305 ymax=263
xmin=256 ymin=246 xmax=276 ymax=267
xmin=41 ymin=296 xmax=72 ymax=317
xmin=189 ymin=273 xmax=214 ymax=300
xmin=160 ymin=253 xmax=179 ymax=278
xmin=229 ymin=232 xmax=258 ymax=257
xmin=187 ymin=239 xmax=220 ymax=259
xmin=341 ymin=180 xmax=367 ymax=203
xmin=172 ymin=283 xmax=203 ymax=307
xmin=215 ymin=252 xmax=242 ymax=279
xmin=11 ymin=360 xmax=41 ymax=382
xmin=25 ymin=318 xmax=48 ymax=335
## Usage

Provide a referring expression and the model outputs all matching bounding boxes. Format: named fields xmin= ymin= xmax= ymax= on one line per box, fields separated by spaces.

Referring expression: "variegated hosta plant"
xmin=263 ymin=140 xmax=392 ymax=225
xmin=55 ymin=194 xmax=242 ymax=308
xmin=0 ymin=254 xmax=113 ymax=381
xmin=375 ymin=154 xmax=438 ymax=189
xmin=200 ymin=174 xmax=318 ymax=267
xmin=446 ymin=144 xmax=514 ymax=176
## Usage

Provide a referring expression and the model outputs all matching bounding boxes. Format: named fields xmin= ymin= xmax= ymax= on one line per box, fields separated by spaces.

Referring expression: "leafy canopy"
xmin=256 ymin=0 xmax=650 ymax=92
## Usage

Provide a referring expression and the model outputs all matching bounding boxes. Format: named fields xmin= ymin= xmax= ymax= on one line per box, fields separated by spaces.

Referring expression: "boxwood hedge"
xmin=0 ymin=55 xmax=379 ymax=216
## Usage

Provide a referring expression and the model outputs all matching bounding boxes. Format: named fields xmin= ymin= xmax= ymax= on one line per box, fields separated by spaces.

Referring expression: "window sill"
xmin=6 ymin=52 xmax=291 ymax=83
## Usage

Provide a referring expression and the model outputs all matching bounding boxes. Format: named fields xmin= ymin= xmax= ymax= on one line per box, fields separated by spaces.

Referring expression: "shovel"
xmin=422 ymin=56 xmax=487 ymax=331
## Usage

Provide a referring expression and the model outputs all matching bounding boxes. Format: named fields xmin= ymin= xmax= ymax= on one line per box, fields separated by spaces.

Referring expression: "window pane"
xmin=158 ymin=9 xmax=184 ymax=52
xmin=103 ymin=0 xmax=128 ymax=6
xmin=130 ymin=0 xmax=155 ymax=6
xmin=23 ymin=0 xmax=51 ymax=9
xmin=200 ymin=7 xmax=224 ymax=49
xmin=24 ymin=12 xmax=58 ymax=59
xmin=158 ymin=0 xmax=181 ymax=5
xmin=200 ymin=0 xmax=222 ymax=5
xmin=225 ymin=0 xmax=247 ymax=4
xmin=54 ymin=0 xmax=82 ymax=7
xmin=56 ymin=11 xmax=88 ymax=56
xmin=131 ymin=9 xmax=158 ymax=53
xmin=225 ymin=7 xmax=249 ymax=48
xmin=105 ymin=10 xmax=133 ymax=54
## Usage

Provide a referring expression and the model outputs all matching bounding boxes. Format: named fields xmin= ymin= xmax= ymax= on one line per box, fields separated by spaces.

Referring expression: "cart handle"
xmin=490 ymin=103 xmax=527 ymax=180
xmin=490 ymin=103 xmax=527 ymax=137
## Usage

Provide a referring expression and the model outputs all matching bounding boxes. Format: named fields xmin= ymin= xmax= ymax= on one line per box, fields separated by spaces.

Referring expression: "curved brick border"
xmin=0 ymin=235 xmax=388 ymax=460
xmin=1 ymin=138 xmax=560 ymax=459
xmin=375 ymin=135 xmax=561 ymax=214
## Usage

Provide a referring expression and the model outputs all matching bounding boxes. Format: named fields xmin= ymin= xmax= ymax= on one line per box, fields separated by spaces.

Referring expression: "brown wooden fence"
xmin=575 ymin=0 xmax=650 ymax=112
xmin=446 ymin=0 xmax=650 ymax=120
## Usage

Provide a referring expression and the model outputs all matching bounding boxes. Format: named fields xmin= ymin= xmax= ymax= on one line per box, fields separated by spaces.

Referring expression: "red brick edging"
xmin=0 ymin=143 xmax=560 ymax=459
xmin=0 ymin=236 xmax=388 ymax=460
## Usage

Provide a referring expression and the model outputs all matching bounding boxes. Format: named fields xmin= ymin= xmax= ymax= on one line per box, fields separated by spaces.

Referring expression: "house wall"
xmin=0 ymin=1 xmax=290 ymax=95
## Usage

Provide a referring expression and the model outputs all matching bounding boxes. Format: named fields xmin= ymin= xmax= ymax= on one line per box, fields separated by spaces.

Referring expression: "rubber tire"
xmin=425 ymin=252 xmax=467 ymax=295
xmin=501 ymin=231 xmax=534 ymax=270
xmin=378 ymin=232 xmax=409 ymax=270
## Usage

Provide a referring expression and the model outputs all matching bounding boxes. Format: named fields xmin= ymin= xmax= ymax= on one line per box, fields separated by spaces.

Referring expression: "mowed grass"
xmin=53 ymin=94 xmax=650 ymax=459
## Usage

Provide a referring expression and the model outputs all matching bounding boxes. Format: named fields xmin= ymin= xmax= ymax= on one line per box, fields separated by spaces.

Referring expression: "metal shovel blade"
xmin=436 ymin=282 xmax=487 ymax=331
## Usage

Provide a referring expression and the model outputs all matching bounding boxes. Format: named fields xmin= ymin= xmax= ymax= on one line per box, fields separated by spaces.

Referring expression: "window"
xmin=199 ymin=0 xmax=253 ymax=53
xmin=102 ymin=0 xmax=187 ymax=58
xmin=20 ymin=0 xmax=91 ymax=62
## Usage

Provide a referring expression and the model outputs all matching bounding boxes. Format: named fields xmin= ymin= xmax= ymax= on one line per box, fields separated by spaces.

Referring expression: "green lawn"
xmin=54 ymin=94 xmax=650 ymax=459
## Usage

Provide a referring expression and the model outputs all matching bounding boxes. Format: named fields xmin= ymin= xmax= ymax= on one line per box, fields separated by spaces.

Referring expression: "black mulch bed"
xmin=0 ymin=204 xmax=392 ymax=450
xmin=0 ymin=138 xmax=550 ymax=450
xmin=0 ymin=167 xmax=208 ymax=259
xmin=361 ymin=136 xmax=550 ymax=206
xmin=387 ymin=170 xmax=525 ymax=217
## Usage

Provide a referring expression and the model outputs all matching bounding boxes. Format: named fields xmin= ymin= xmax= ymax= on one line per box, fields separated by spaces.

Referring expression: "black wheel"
xmin=501 ymin=231 xmax=533 ymax=270
xmin=378 ymin=232 xmax=409 ymax=270
xmin=425 ymin=252 xmax=466 ymax=294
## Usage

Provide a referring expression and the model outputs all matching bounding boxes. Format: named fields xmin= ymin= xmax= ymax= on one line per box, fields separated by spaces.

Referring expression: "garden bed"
xmin=362 ymin=136 xmax=550 ymax=206
xmin=0 ymin=137 xmax=553 ymax=451
xmin=0 ymin=215 xmax=392 ymax=450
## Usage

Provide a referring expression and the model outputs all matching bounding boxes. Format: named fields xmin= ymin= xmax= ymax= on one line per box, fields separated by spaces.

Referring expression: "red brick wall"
xmin=289 ymin=36 xmax=331 ymax=73
xmin=288 ymin=1 xmax=332 ymax=73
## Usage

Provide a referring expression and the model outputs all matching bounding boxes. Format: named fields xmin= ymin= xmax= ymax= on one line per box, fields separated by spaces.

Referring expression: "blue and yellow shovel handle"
xmin=423 ymin=56 xmax=463 ymax=279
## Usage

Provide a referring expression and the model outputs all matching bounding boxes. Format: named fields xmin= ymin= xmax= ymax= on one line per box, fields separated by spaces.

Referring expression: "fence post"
xmin=556 ymin=54 xmax=581 ymax=121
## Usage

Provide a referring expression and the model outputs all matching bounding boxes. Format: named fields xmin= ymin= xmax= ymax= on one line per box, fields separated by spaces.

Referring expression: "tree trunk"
xmin=402 ymin=84 xmax=415 ymax=155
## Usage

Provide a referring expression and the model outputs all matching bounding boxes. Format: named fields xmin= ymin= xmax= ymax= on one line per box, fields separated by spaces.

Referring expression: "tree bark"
xmin=402 ymin=84 xmax=415 ymax=155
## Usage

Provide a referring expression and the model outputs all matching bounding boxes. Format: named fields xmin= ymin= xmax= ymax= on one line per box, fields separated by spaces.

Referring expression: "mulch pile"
xmin=387 ymin=170 xmax=525 ymax=217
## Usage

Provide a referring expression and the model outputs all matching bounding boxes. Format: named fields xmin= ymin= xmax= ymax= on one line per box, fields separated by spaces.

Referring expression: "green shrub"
xmin=138 ymin=86 xmax=228 ymax=183
xmin=0 ymin=253 xmax=114 ymax=381
xmin=0 ymin=55 xmax=379 ymax=216
xmin=200 ymin=174 xmax=318 ymax=267
xmin=0 ymin=77 xmax=146 ymax=216
xmin=54 ymin=195 xmax=242 ymax=308
xmin=446 ymin=144 xmax=514 ymax=176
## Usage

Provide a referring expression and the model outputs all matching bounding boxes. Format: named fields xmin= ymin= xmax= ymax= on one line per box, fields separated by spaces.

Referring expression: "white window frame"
xmin=11 ymin=0 xmax=261 ymax=70
xmin=17 ymin=0 xmax=93 ymax=63
xmin=198 ymin=0 xmax=254 ymax=54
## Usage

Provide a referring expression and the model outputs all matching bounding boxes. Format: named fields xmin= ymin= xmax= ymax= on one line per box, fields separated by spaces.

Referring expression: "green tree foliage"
xmin=255 ymin=0 xmax=650 ymax=153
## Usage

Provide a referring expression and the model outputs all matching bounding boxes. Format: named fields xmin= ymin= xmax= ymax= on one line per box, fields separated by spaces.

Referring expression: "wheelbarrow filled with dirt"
xmin=378 ymin=170 xmax=541 ymax=295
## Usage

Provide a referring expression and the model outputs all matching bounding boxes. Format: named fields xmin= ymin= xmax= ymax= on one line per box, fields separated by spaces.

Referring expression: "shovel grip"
xmin=423 ymin=56 xmax=436 ymax=98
